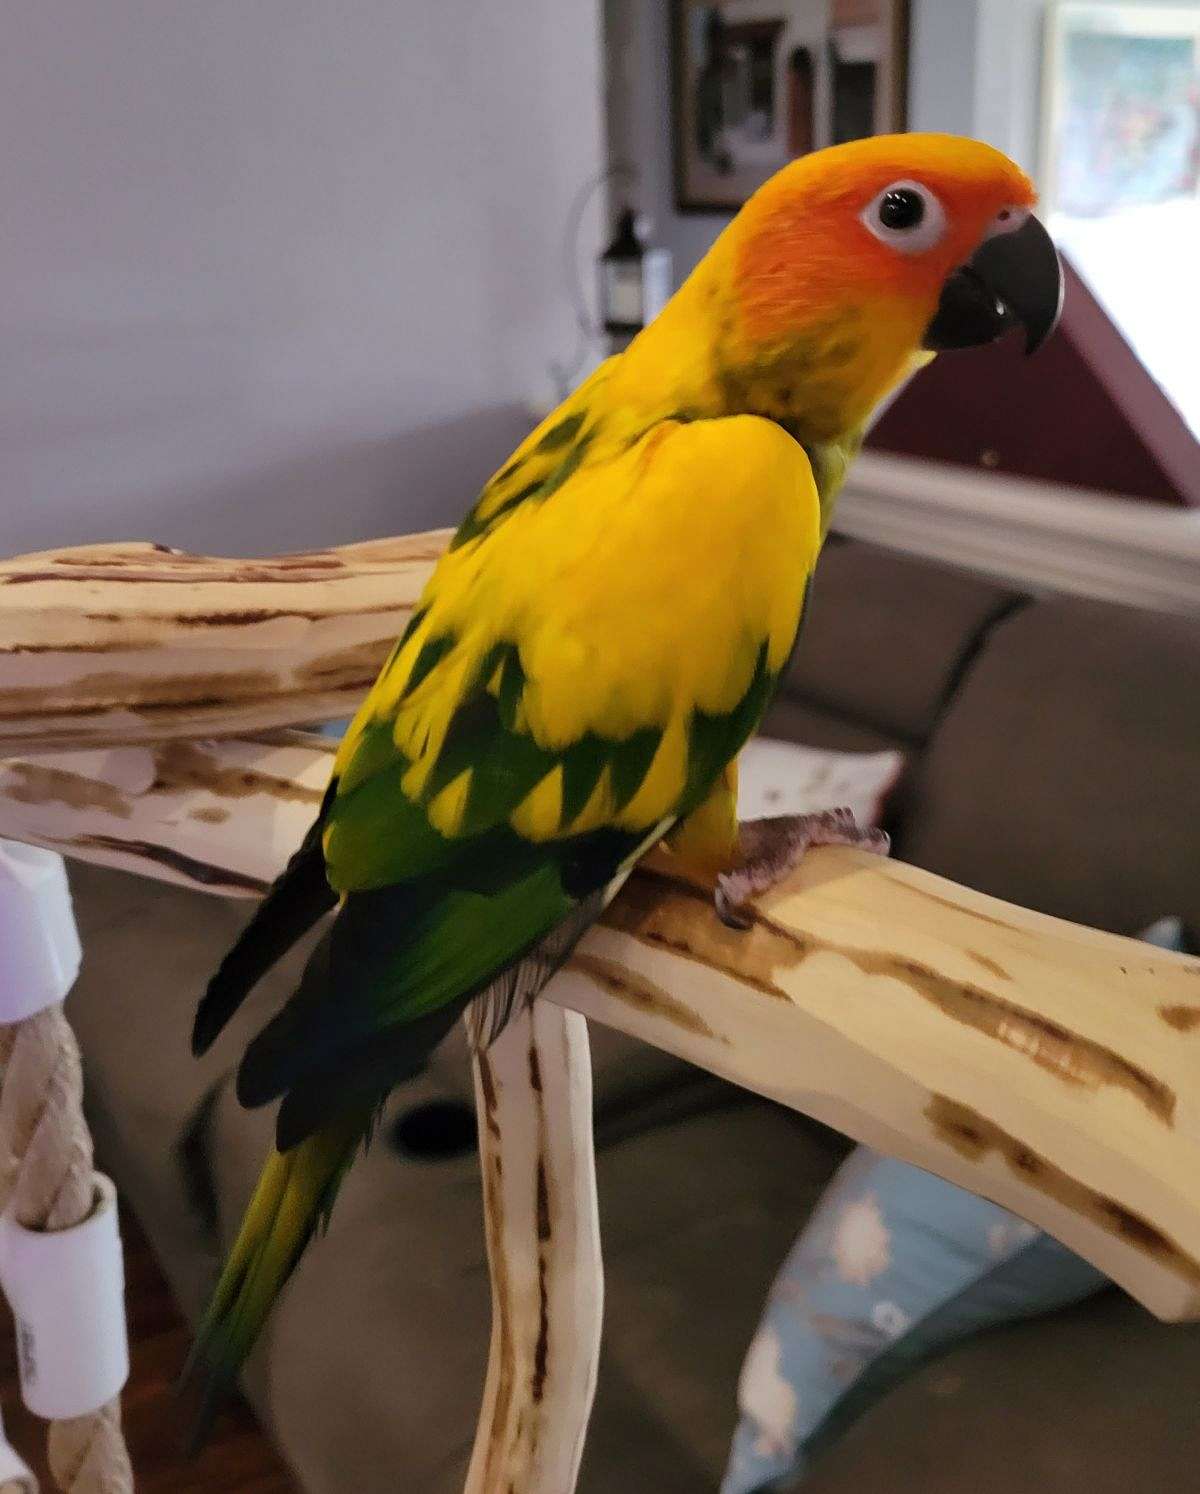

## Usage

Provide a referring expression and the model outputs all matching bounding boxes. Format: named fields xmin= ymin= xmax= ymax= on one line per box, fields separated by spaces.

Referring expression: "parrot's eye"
xmin=880 ymin=188 xmax=924 ymax=229
xmin=861 ymin=180 xmax=946 ymax=254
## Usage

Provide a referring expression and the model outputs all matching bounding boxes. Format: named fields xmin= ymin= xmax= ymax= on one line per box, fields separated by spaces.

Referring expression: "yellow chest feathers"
xmin=415 ymin=418 xmax=817 ymax=742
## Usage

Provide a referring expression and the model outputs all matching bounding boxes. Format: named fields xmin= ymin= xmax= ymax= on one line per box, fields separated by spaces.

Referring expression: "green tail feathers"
xmin=182 ymin=1109 xmax=370 ymax=1445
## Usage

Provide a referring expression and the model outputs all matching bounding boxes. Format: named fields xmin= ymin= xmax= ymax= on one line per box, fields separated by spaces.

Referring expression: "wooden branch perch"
xmin=2 ymin=731 xmax=1197 ymax=1321
xmin=4 ymin=530 xmax=1200 ymax=1493
xmin=466 ymin=1002 xmax=601 ymax=1493
xmin=0 ymin=733 xmax=334 ymax=894
xmin=561 ymin=852 xmax=1200 ymax=1322
xmin=0 ymin=535 xmax=447 ymax=751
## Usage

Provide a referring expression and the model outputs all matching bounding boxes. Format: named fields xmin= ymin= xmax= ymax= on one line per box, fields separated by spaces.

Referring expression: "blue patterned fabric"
xmin=721 ymin=917 xmax=1189 ymax=1494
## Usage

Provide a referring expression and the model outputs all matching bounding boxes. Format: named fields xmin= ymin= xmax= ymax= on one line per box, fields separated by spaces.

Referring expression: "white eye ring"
xmin=860 ymin=179 xmax=947 ymax=255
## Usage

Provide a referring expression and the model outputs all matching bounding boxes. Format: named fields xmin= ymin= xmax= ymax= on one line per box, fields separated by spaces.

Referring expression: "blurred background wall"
xmin=1 ymin=1 xmax=605 ymax=555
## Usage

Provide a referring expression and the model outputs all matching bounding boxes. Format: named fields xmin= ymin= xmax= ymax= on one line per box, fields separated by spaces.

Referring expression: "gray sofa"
xmin=66 ymin=534 xmax=1200 ymax=1492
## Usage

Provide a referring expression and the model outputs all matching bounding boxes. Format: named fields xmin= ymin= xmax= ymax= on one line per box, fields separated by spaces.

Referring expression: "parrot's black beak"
xmin=923 ymin=214 xmax=1064 ymax=355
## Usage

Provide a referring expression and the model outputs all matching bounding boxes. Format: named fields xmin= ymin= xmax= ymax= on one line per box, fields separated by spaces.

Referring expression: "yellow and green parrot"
xmin=187 ymin=132 xmax=1062 ymax=1412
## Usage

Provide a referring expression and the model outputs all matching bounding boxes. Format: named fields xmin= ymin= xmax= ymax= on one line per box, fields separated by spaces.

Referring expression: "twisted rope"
xmin=0 ymin=1006 xmax=132 ymax=1493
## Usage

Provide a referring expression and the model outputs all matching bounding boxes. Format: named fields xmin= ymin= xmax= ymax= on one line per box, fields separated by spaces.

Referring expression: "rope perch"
xmin=0 ymin=1007 xmax=132 ymax=1493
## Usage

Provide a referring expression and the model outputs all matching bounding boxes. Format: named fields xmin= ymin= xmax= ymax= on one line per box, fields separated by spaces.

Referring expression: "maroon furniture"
xmin=869 ymin=260 xmax=1200 ymax=506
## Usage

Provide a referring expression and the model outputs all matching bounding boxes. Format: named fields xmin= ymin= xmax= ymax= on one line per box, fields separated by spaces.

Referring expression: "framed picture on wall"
xmin=672 ymin=0 xmax=909 ymax=213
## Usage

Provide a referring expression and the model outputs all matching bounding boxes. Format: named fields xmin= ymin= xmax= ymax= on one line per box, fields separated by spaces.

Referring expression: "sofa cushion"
xmin=779 ymin=540 xmax=1022 ymax=745
xmin=899 ymin=594 xmax=1200 ymax=935
xmin=737 ymin=738 xmax=903 ymax=824
xmin=759 ymin=696 xmax=908 ymax=756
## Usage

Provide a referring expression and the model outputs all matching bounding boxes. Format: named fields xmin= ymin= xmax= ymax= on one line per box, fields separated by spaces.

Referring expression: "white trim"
xmin=834 ymin=451 xmax=1200 ymax=614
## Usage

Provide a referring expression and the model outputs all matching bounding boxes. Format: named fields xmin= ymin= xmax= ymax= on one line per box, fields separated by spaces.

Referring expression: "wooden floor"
xmin=0 ymin=1210 xmax=298 ymax=1492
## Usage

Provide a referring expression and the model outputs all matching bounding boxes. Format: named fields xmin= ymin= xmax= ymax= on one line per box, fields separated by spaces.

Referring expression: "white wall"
xmin=907 ymin=0 xmax=978 ymax=139
xmin=1 ymin=2 xmax=604 ymax=556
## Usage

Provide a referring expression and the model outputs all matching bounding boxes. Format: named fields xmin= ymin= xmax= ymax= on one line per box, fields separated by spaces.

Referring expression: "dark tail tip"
xmin=192 ymin=957 xmax=252 ymax=1058
xmin=192 ymin=973 xmax=240 ymax=1057
xmin=176 ymin=1343 xmax=234 ymax=1460
xmin=191 ymin=998 xmax=220 ymax=1058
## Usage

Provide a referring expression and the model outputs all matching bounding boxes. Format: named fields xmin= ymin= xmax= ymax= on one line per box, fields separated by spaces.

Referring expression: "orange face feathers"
xmin=731 ymin=133 xmax=1037 ymax=345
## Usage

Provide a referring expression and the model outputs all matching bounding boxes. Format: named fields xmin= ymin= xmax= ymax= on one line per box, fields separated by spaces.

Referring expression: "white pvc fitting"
xmin=0 ymin=843 xmax=81 ymax=1023
xmin=0 ymin=1175 xmax=129 ymax=1421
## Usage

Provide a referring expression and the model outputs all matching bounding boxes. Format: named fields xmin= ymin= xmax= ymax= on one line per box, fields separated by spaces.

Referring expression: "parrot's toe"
xmin=714 ymin=808 xmax=890 ymax=928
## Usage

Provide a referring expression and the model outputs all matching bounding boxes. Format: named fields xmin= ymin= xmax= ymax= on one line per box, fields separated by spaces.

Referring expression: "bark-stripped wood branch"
xmin=555 ymin=852 xmax=1200 ymax=1323
xmin=1 ymin=734 xmax=1197 ymax=1322
xmin=0 ymin=733 xmax=333 ymax=894
xmin=0 ymin=535 xmax=447 ymax=751
xmin=466 ymin=1002 xmax=601 ymax=1494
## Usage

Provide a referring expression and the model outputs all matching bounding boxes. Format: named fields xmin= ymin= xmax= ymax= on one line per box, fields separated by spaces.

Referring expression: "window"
xmin=1042 ymin=3 xmax=1200 ymax=436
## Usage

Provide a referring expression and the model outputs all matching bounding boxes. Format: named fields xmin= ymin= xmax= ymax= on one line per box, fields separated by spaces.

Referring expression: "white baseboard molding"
xmin=834 ymin=452 xmax=1200 ymax=615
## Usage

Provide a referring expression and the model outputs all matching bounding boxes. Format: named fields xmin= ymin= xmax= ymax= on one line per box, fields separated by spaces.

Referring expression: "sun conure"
xmin=186 ymin=132 xmax=1063 ymax=1417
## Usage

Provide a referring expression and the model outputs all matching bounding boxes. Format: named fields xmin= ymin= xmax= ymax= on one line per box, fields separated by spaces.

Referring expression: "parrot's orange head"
xmin=713 ymin=133 xmax=1063 ymax=437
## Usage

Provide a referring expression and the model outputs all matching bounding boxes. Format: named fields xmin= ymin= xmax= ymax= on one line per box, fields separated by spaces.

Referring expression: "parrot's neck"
xmin=614 ymin=272 xmax=893 ymax=534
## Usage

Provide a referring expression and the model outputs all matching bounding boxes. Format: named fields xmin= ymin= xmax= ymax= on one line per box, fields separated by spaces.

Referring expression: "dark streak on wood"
xmin=38 ymin=599 xmax=406 ymax=630
xmin=605 ymin=869 xmax=1174 ymax=1124
xmin=638 ymin=921 xmax=788 ymax=1001
xmin=69 ymin=833 xmax=268 ymax=893
xmin=252 ymin=728 xmax=339 ymax=754
xmin=476 ymin=1051 xmax=514 ymax=1488
xmin=170 ymin=601 xmax=406 ymax=626
xmin=570 ymin=950 xmax=721 ymax=1040
xmin=296 ymin=641 xmax=392 ymax=690
xmin=177 ymin=609 xmax=335 ymax=627
xmin=532 ymin=1243 xmax=550 ymax=1408
xmin=253 ymin=557 xmax=346 ymax=572
xmin=4 ymin=567 xmax=401 ymax=587
xmin=527 ymin=1026 xmax=552 ymax=1433
xmin=476 ymin=1048 xmax=502 ymax=1143
xmin=151 ymin=741 xmax=324 ymax=805
xmin=0 ymin=641 xmax=158 ymax=655
xmin=1160 ymin=1005 xmax=1200 ymax=1033
xmin=535 ymin=1159 xmax=552 ymax=1245
xmin=878 ymin=951 xmax=1175 ymax=1124
xmin=3 ymin=762 xmax=132 ymax=819
xmin=0 ymin=668 xmax=281 ymax=718
xmin=926 ymin=1094 xmax=1200 ymax=1286
xmin=188 ymin=805 xmax=231 ymax=825
xmin=967 ymin=949 xmax=1013 ymax=980
xmin=0 ymin=676 xmax=375 ymax=747
xmin=893 ymin=878 xmax=1026 ymax=933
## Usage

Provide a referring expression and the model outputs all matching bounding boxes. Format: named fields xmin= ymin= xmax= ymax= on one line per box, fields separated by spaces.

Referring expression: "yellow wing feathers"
xmin=332 ymin=414 xmax=819 ymax=865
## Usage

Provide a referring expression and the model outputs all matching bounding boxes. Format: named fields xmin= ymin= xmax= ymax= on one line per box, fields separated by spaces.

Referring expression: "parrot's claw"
xmin=714 ymin=808 xmax=890 ymax=930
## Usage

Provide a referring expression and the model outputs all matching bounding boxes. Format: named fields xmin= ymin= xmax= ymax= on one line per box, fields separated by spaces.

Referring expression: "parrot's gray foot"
xmin=715 ymin=809 xmax=890 ymax=930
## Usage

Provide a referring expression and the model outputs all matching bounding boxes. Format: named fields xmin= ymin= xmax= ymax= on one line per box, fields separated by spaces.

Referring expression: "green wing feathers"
xmin=236 ymin=861 xmax=580 ymax=1135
